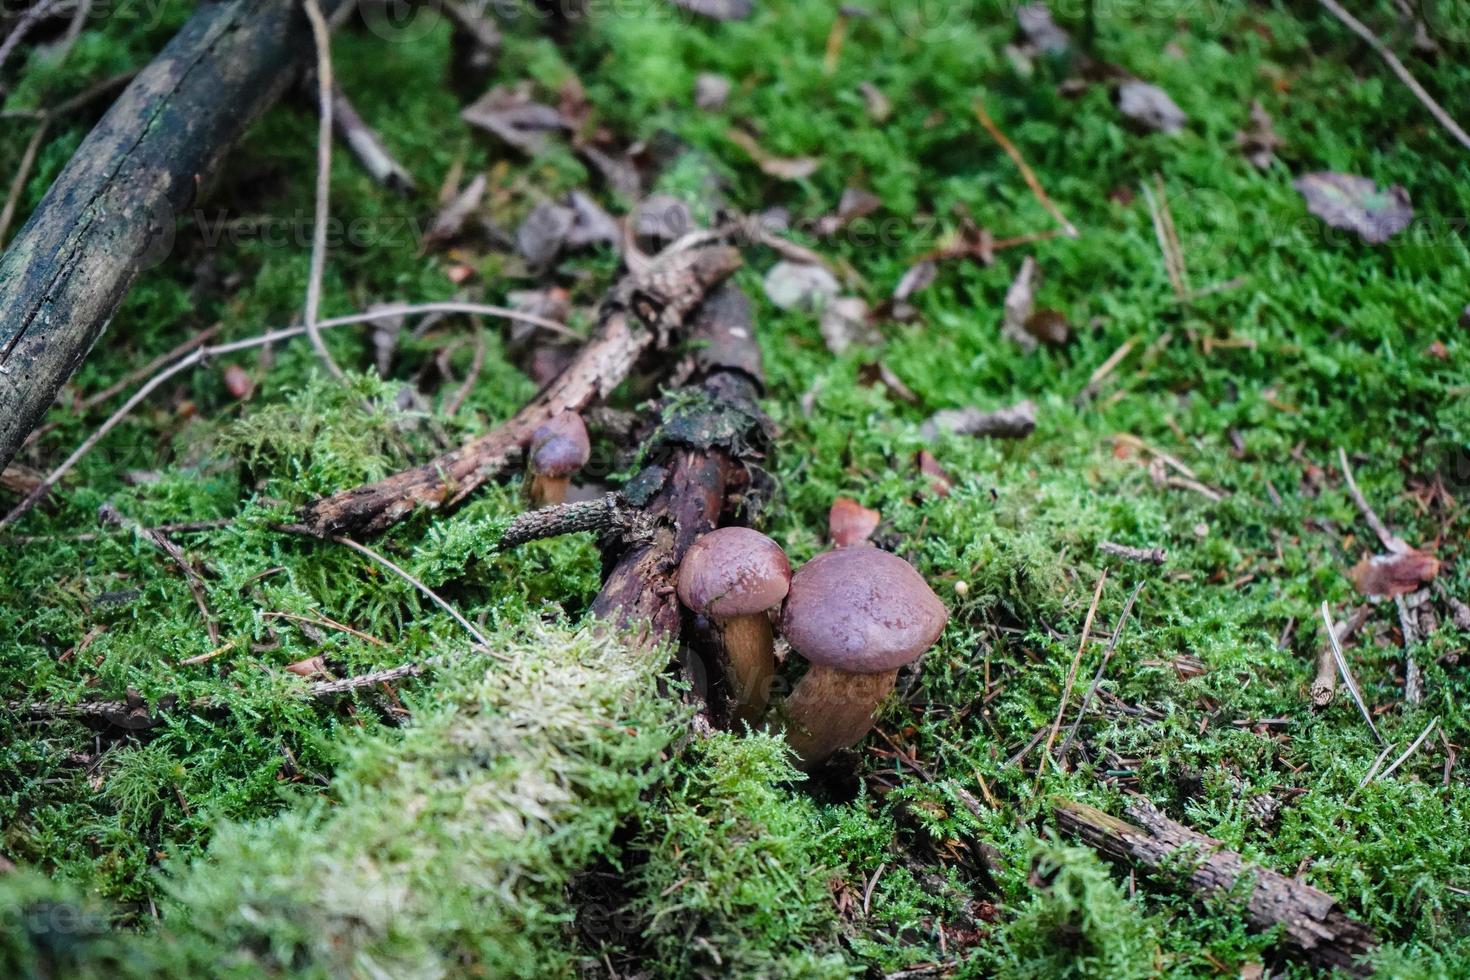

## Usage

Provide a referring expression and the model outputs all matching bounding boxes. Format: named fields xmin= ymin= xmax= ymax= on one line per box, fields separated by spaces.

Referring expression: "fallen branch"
xmin=1056 ymin=796 xmax=1378 ymax=976
xmin=591 ymin=282 xmax=772 ymax=649
xmin=293 ymin=241 xmax=741 ymax=538
xmin=0 ymin=301 xmax=571 ymax=530
xmin=495 ymin=493 xmax=651 ymax=550
xmin=0 ymin=0 xmax=353 ymax=470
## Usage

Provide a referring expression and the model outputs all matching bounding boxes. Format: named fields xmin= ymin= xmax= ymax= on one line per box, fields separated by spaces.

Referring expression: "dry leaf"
xmin=422 ymin=173 xmax=487 ymax=250
xmin=695 ymin=73 xmax=732 ymax=111
xmin=461 ymin=84 xmax=568 ymax=153
xmin=285 ymin=655 xmax=330 ymax=679
xmin=1235 ymin=101 xmax=1282 ymax=170
xmin=893 ymin=259 xmax=937 ymax=301
xmin=829 ymin=496 xmax=881 ymax=547
xmin=728 ymin=129 xmax=820 ymax=180
xmin=1002 ymin=256 xmax=1039 ymax=351
xmin=633 ymin=194 xmax=695 ymax=248
xmin=922 ymin=400 xmax=1037 ymax=440
xmin=564 ymin=190 xmax=620 ymax=249
xmin=819 ymin=297 xmax=879 ymax=354
xmin=916 ymin=450 xmax=954 ymax=497
xmin=858 ymin=360 xmax=919 ymax=404
xmin=763 ymin=260 xmax=840 ymax=310
xmin=1025 ymin=309 xmax=1071 ymax=346
xmin=579 ymin=144 xmax=643 ymax=200
xmin=1118 ymin=80 xmax=1188 ymax=134
xmin=516 ymin=200 xmax=576 ymax=268
xmin=816 ymin=187 xmax=882 ymax=236
xmin=1293 ymin=172 xmax=1413 ymax=245
xmin=1017 ymin=3 xmax=1070 ymax=54
xmin=1349 ymin=550 xmax=1440 ymax=598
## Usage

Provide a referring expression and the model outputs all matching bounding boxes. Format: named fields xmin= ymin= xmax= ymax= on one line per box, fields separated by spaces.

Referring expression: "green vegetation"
xmin=2 ymin=0 xmax=1469 ymax=975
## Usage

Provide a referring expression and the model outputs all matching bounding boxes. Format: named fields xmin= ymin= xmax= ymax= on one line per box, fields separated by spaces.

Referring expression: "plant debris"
xmin=1117 ymin=80 xmax=1188 ymax=134
xmin=763 ymin=260 xmax=840 ymax=310
xmin=1293 ymin=172 xmax=1414 ymax=244
xmin=1349 ymin=550 xmax=1440 ymax=598
xmin=921 ymin=400 xmax=1038 ymax=440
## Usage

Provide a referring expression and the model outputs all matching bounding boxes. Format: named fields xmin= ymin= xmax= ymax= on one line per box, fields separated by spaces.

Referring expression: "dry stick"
xmin=331 ymin=83 xmax=415 ymax=194
xmin=1056 ymin=797 xmax=1378 ymax=975
xmin=1040 ymin=568 xmax=1109 ymax=770
xmin=1140 ymin=177 xmax=1188 ymax=301
xmin=973 ymin=99 xmax=1078 ymax=238
xmin=301 ymin=0 xmax=345 ymax=381
xmin=0 ymin=301 xmax=571 ymax=530
xmin=1321 ymin=601 xmax=1385 ymax=745
xmin=102 ymin=503 xmax=220 ymax=646
xmin=260 ymin=610 xmax=388 ymax=647
xmin=1056 ymin=581 xmax=1145 ymax=762
xmin=1317 ymin=0 xmax=1470 ymax=153
xmin=330 ymin=534 xmax=498 ymax=655
xmin=0 ymin=119 xmax=49 ymax=247
xmin=1337 ymin=447 xmax=1408 ymax=554
xmin=1395 ymin=592 xmax=1424 ymax=706
xmin=0 ymin=0 xmax=59 ymax=79
xmin=1376 ymin=716 xmax=1439 ymax=781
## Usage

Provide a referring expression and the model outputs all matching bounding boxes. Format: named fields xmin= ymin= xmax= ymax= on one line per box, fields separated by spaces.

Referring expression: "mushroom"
xmin=676 ymin=526 xmax=792 ymax=725
xmin=526 ymin=410 xmax=590 ymax=506
xmin=774 ymin=547 xmax=947 ymax=767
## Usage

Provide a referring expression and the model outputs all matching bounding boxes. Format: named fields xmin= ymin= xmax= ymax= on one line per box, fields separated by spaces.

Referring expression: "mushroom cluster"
xmin=675 ymin=525 xmax=946 ymax=768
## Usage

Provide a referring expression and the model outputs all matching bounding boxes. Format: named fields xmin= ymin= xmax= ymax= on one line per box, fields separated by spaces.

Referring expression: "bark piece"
xmin=1056 ymin=797 xmax=1377 ymax=976
xmin=0 ymin=0 xmax=352 ymax=470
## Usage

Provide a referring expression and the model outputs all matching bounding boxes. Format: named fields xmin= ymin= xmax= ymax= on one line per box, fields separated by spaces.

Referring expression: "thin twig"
xmin=331 ymin=534 xmax=500 ymax=655
xmin=1041 ymin=568 xmax=1109 ymax=770
xmin=301 ymin=0 xmax=345 ymax=380
xmin=1338 ymin=447 xmax=1408 ymax=553
xmin=1140 ymin=177 xmax=1189 ymax=301
xmin=1057 ymin=581 xmax=1145 ymax=762
xmin=0 ymin=117 xmax=49 ymax=247
xmin=0 ymin=301 xmax=571 ymax=530
xmin=1376 ymin=716 xmax=1438 ymax=781
xmin=0 ymin=0 xmax=59 ymax=80
xmin=1317 ymin=0 xmax=1470 ymax=153
xmin=973 ymin=98 xmax=1078 ymax=238
xmin=1395 ymin=592 xmax=1424 ymax=705
xmin=261 ymin=610 xmax=388 ymax=647
xmin=1357 ymin=740 xmax=1397 ymax=787
xmin=100 ymin=502 xmax=219 ymax=645
xmin=1322 ymin=601 xmax=1385 ymax=745
xmin=442 ymin=324 xmax=486 ymax=417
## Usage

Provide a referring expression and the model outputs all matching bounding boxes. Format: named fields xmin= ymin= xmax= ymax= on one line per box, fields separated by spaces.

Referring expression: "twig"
xmin=1098 ymin=541 xmax=1166 ymax=565
xmin=1041 ymin=568 xmax=1109 ymax=769
xmin=1321 ymin=602 xmax=1385 ymax=745
xmin=0 ymin=301 xmax=571 ymax=530
xmin=1376 ymin=716 xmax=1438 ymax=781
xmin=0 ymin=118 xmax=49 ymax=247
xmin=260 ymin=610 xmax=387 ymax=647
xmin=442 ymin=324 xmax=486 ymax=417
xmin=973 ymin=99 xmax=1078 ymax=238
xmin=100 ymin=501 xmax=218 ymax=645
xmin=1075 ymin=337 xmax=1136 ymax=401
xmin=330 ymin=82 xmax=416 ymax=194
xmin=1057 ymin=581 xmax=1145 ymax=762
xmin=1394 ymin=593 xmax=1424 ymax=705
xmin=1337 ymin=448 xmax=1408 ymax=554
xmin=330 ymin=534 xmax=499 ymax=655
xmin=1140 ymin=176 xmax=1190 ymax=301
xmin=0 ymin=0 xmax=59 ymax=80
xmin=294 ymin=242 xmax=741 ymax=539
xmin=1312 ymin=604 xmax=1368 ymax=707
xmin=495 ymin=494 xmax=650 ymax=550
xmin=1317 ymin=0 xmax=1470 ymax=153
xmin=301 ymin=0 xmax=345 ymax=380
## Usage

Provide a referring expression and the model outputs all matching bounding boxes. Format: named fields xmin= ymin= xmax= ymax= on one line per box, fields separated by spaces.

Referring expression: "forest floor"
xmin=2 ymin=0 xmax=1469 ymax=976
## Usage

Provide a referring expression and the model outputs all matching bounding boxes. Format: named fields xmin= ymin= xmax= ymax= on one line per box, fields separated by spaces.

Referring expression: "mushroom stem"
xmin=717 ymin=612 xmax=776 ymax=726
xmin=529 ymin=473 xmax=571 ymax=507
xmin=775 ymin=664 xmax=896 ymax=768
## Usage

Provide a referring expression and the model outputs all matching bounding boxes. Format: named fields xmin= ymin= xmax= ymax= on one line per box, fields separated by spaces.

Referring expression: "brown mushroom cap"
xmin=677 ymin=527 xmax=791 ymax=618
xmin=529 ymin=411 xmax=590 ymax=477
xmin=779 ymin=548 xmax=947 ymax=674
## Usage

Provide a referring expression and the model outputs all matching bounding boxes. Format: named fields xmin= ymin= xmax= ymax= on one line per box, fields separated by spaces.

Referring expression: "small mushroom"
xmin=526 ymin=410 xmax=590 ymax=506
xmin=774 ymin=548 xmax=947 ymax=767
xmin=676 ymin=527 xmax=792 ymax=725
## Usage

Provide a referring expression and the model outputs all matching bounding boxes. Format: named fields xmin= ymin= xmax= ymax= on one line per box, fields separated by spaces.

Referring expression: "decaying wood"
xmin=496 ymin=493 xmax=652 ymax=550
xmin=1056 ymin=796 xmax=1378 ymax=976
xmin=293 ymin=243 xmax=740 ymax=538
xmin=0 ymin=0 xmax=351 ymax=471
xmin=591 ymin=284 xmax=771 ymax=647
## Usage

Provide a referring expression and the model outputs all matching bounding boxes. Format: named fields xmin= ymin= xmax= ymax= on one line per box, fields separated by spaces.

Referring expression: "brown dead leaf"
xmin=916 ymin=450 xmax=954 ymax=497
xmin=1025 ymin=309 xmax=1071 ymax=346
xmin=516 ymin=200 xmax=576 ymax=268
xmin=1002 ymin=256 xmax=1039 ymax=351
xmin=462 ymin=84 xmax=568 ymax=153
xmin=422 ymin=173 xmax=487 ymax=250
xmin=816 ymin=187 xmax=882 ymax=236
xmin=1293 ymin=172 xmax=1413 ymax=245
xmin=858 ymin=360 xmax=919 ymax=404
xmin=1235 ymin=101 xmax=1282 ymax=170
xmin=285 ymin=655 xmax=330 ymax=679
xmin=564 ymin=190 xmax=620 ymax=249
xmin=893 ymin=259 xmax=937 ymax=301
xmin=1349 ymin=550 xmax=1440 ymax=598
xmin=728 ymin=129 xmax=820 ymax=180
xmin=829 ymin=497 xmax=881 ymax=547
